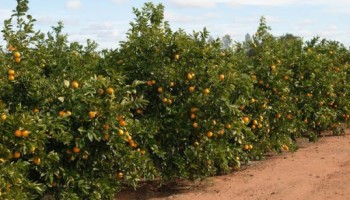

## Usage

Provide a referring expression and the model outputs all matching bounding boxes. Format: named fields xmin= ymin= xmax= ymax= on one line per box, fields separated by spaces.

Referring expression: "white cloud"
xmin=66 ymin=0 xmax=81 ymax=10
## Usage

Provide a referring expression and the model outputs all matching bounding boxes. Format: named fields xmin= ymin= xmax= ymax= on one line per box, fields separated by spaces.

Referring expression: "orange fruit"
xmin=8 ymin=44 xmax=15 ymax=51
xmin=207 ymin=131 xmax=213 ymax=138
xmin=1 ymin=114 xmax=7 ymax=121
xmin=162 ymin=98 xmax=168 ymax=103
xmin=8 ymin=75 xmax=15 ymax=81
xmin=13 ymin=151 xmax=21 ymax=159
xmin=170 ymin=82 xmax=175 ymax=87
xmin=120 ymin=120 xmax=127 ymax=127
xmin=88 ymin=111 xmax=97 ymax=119
xmin=243 ymin=144 xmax=250 ymax=150
xmin=186 ymin=73 xmax=193 ymax=80
xmin=249 ymin=144 xmax=253 ymax=150
xmin=253 ymin=120 xmax=258 ymax=125
xmin=13 ymin=51 xmax=21 ymax=58
xmin=188 ymin=86 xmax=195 ymax=92
xmin=225 ymin=123 xmax=231 ymax=129
xmin=8 ymin=69 xmax=15 ymax=75
xmin=15 ymin=57 xmax=21 ymax=63
xmin=151 ymin=80 xmax=156 ymax=85
xmin=65 ymin=111 xmax=72 ymax=116
xmin=190 ymin=107 xmax=198 ymax=113
xmin=33 ymin=108 xmax=40 ymax=113
xmin=174 ymin=54 xmax=180 ymax=61
xmin=203 ymin=88 xmax=210 ymax=95
xmin=14 ymin=130 xmax=22 ymax=137
xmin=33 ymin=157 xmax=41 ymax=165
xmin=59 ymin=111 xmax=66 ymax=117
xmin=136 ymin=109 xmax=142 ymax=114
xmin=157 ymin=87 xmax=163 ymax=93
xmin=270 ymin=65 xmax=276 ymax=71
xmin=147 ymin=80 xmax=153 ymax=86
xmin=106 ymin=87 xmax=114 ymax=95
xmin=98 ymin=88 xmax=104 ymax=95
xmin=192 ymin=122 xmax=198 ymax=128
xmin=71 ymin=81 xmax=79 ymax=89
xmin=250 ymin=98 xmax=256 ymax=103
xmin=219 ymin=129 xmax=225 ymax=135
xmin=116 ymin=172 xmax=123 ymax=179
xmin=118 ymin=129 xmax=124 ymax=136
xmin=275 ymin=113 xmax=281 ymax=119
xmin=242 ymin=117 xmax=250 ymax=124
xmin=104 ymin=134 xmax=110 ymax=141
xmin=219 ymin=74 xmax=225 ymax=81
xmin=21 ymin=130 xmax=29 ymax=138
xmin=190 ymin=113 xmax=196 ymax=119
xmin=72 ymin=147 xmax=80 ymax=153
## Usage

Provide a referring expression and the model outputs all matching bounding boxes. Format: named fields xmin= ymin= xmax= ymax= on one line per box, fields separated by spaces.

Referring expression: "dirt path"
xmin=116 ymin=130 xmax=350 ymax=200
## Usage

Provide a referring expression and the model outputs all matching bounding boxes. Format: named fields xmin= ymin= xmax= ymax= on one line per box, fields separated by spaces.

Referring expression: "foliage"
xmin=0 ymin=1 xmax=349 ymax=199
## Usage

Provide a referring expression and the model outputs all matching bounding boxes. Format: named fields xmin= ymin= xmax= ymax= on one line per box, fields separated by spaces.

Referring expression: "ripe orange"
xmin=116 ymin=172 xmax=123 ymax=179
xmin=243 ymin=144 xmax=249 ymax=150
xmin=203 ymin=88 xmax=210 ymax=95
xmin=59 ymin=111 xmax=66 ymax=117
xmin=1 ymin=114 xmax=7 ymax=121
xmin=190 ymin=113 xmax=196 ymax=119
xmin=186 ymin=73 xmax=193 ymax=80
xmin=21 ymin=130 xmax=29 ymax=138
xmin=88 ymin=111 xmax=97 ymax=119
xmin=170 ymin=82 xmax=175 ymax=87
xmin=120 ymin=120 xmax=127 ymax=127
xmin=104 ymin=134 xmax=110 ymax=141
xmin=147 ymin=80 xmax=153 ymax=86
xmin=174 ymin=54 xmax=180 ymax=61
xmin=190 ymin=107 xmax=198 ymax=113
xmin=71 ymin=81 xmax=79 ymax=89
xmin=251 ymin=124 xmax=256 ymax=129
xmin=225 ymin=123 xmax=231 ymax=129
xmin=14 ymin=130 xmax=22 ymax=137
xmin=249 ymin=144 xmax=253 ymax=150
xmin=275 ymin=113 xmax=281 ymax=119
xmin=252 ymin=120 xmax=258 ymax=125
xmin=188 ymin=86 xmax=195 ymax=92
xmin=219 ymin=129 xmax=225 ymax=135
xmin=73 ymin=147 xmax=80 ymax=153
xmin=136 ymin=109 xmax=142 ymax=114
xmin=8 ymin=69 xmax=15 ymax=75
xmin=270 ymin=65 xmax=276 ymax=71
xmin=65 ymin=111 xmax=72 ymax=116
xmin=33 ymin=157 xmax=41 ymax=165
xmin=106 ymin=87 xmax=114 ymax=95
xmin=157 ymin=87 xmax=163 ymax=93
xmin=192 ymin=122 xmax=198 ymax=128
xmin=8 ymin=44 xmax=15 ymax=51
xmin=151 ymin=80 xmax=156 ymax=85
xmin=98 ymin=88 xmax=104 ymax=95
xmin=207 ymin=131 xmax=213 ymax=138
xmin=250 ymin=98 xmax=256 ymax=103
xmin=118 ymin=129 xmax=124 ymax=136
xmin=242 ymin=117 xmax=250 ymax=124
xmin=219 ymin=74 xmax=225 ymax=81
xmin=13 ymin=51 xmax=21 ymax=58
xmin=13 ymin=151 xmax=21 ymax=159
xmin=284 ymin=75 xmax=289 ymax=80
xmin=8 ymin=75 xmax=15 ymax=81
xmin=33 ymin=108 xmax=40 ymax=113
xmin=162 ymin=98 xmax=168 ymax=103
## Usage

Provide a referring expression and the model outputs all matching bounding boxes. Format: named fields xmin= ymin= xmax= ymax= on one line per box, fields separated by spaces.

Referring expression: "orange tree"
xmin=233 ymin=17 xmax=300 ymax=153
xmin=114 ymin=3 xmax=256 ymax=180
xmin=0 ymin=0 xmax=156 ymax=199
xmin=291 ymin=38 xmax=350 ymax=139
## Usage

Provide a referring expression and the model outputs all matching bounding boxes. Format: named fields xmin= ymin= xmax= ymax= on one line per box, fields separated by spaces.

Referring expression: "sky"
xmin=0 ymin=0 xmax=349 ymax=49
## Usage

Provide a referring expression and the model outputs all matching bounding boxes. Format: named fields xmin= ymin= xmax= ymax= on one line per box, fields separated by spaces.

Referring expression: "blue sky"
xmin=0 ymin=0 xmax=349 ymax=49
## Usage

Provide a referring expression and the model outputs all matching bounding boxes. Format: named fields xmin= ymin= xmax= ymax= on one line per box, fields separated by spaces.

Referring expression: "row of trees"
xmin=0 ymin=1 xmax=349 ymax=199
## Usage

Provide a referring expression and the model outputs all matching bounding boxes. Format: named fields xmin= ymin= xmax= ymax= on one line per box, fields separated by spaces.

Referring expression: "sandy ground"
xmin=116 ymin=130 xmax=350 ymax=200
